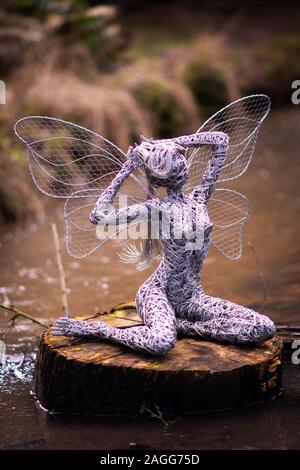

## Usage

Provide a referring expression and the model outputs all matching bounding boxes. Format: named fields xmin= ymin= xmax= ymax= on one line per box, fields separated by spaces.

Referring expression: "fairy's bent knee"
xmin=149 ymin=332 xmax=176 ymax=356
xmin=251 ymin=314 xmax=276 ymax=342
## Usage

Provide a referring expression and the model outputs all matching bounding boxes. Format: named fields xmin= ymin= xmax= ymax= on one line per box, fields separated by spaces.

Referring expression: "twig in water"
xmin=144 ymin=404 xmax=178 ymax=433
xmin=51 ymin=223 xmax=69 ymax=316
xmin=247 ymin=241 xmax=267 ymax=313
xmin=0 ymin=304 xmax=47 ymax=328
xmin=275 ymin=325 xmax=300 ymax=332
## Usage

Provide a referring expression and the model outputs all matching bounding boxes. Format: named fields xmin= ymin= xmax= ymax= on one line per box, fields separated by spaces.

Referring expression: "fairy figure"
xmin=15 ymin=95 xmax=276 ymax=356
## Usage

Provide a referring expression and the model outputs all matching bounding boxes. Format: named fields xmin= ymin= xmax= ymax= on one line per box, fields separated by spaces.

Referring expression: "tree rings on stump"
xmin=33 ymin=302 xmax=283 ymax=416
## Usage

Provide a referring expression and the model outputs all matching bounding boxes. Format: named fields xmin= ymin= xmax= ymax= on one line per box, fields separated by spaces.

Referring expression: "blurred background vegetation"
xmin=0 ymin=0 xmax=299 ymax=223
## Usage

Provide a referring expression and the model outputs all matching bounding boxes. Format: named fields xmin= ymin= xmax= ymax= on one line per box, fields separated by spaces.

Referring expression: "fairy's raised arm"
xmin=173 ymin=131 xmax=229 ymax=149
xmin=91 ymin=146 xmax=143 ymax=216
xmin=174 ymin=131 xmax=229 ymax=202
xmin=88 ymin=147 xmax=150 ymax=230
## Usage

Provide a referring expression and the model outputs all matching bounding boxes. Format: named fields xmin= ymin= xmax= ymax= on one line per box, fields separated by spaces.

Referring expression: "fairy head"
xmin=137 ymin=141 xmax=188 ymax=190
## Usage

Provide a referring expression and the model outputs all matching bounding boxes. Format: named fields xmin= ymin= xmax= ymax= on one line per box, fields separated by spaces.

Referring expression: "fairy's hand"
xmin=89 ymin=201 xmax=114 ymax=225
xmin=126 ymin=145 xmax=144 ymax=171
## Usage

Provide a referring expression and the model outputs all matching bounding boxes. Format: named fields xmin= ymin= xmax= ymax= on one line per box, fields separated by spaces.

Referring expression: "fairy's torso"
xmin=144 ymin=195 xmax=212 ymax=303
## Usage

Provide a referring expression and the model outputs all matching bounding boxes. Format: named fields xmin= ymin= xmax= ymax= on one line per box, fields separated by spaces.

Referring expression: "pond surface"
xmin=0 ymin=109 xmax=300 ymax=449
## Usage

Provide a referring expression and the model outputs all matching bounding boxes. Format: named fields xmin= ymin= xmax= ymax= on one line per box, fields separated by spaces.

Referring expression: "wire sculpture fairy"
xmin=14 ymin=94 xmax=276 ymax=355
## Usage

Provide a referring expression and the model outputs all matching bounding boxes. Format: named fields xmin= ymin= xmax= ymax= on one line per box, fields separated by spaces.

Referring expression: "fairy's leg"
xmin=51 ymin=286 xmax=177 ymax=356
xmin=176 ymin=294 xmax=276 ymax=344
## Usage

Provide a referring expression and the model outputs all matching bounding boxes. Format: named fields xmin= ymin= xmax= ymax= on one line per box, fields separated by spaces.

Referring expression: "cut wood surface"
xmin=34 ymin=302 xmax=283 ymax=416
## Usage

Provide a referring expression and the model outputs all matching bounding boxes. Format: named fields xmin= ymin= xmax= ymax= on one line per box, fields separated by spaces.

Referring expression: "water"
xmin=0 ymin=109 xmax=300 ymax=449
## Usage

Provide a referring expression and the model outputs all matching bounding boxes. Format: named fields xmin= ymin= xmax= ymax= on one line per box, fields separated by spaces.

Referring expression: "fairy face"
xmin=138 ymin=141 xmax=188 ymax=190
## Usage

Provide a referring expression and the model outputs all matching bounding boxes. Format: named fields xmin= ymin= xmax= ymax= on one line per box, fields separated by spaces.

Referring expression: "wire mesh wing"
xmin=208 ymin=189 xmax=250 ymax=260
xmin=185 ymin=94 xmax=271 ymax=193
xmin=14 ymin=116 xmax=128 ymax=198
xmin=14 ymin=116 xmax=158 ymax=260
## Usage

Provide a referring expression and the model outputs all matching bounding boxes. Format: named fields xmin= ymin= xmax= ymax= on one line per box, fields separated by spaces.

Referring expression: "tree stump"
xmin=33 ymin=302 xmax=283 ymax=416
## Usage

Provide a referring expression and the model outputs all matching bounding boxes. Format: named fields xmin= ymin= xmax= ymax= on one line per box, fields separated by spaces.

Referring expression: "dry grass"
xmin=121 ymin=60 xmax=200 ymax=137
xmin=0 ymin=148 xmax=43 ymax=223
xmin=8 ymin=33 xmax=240 ymax=146
xmin=169 ymin=35 xmax=240 ymax=116
xmin=236 ymin=33 xmax=300 ymax=104
xmin=11 ymin=67 xmax=150 ymax=151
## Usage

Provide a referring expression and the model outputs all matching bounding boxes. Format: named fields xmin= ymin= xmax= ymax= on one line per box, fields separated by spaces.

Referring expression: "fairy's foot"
xmin=51 ymin=317 xmax=82 ymax=337
xmin=51 ymin=316 xmax=112 ymax=338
